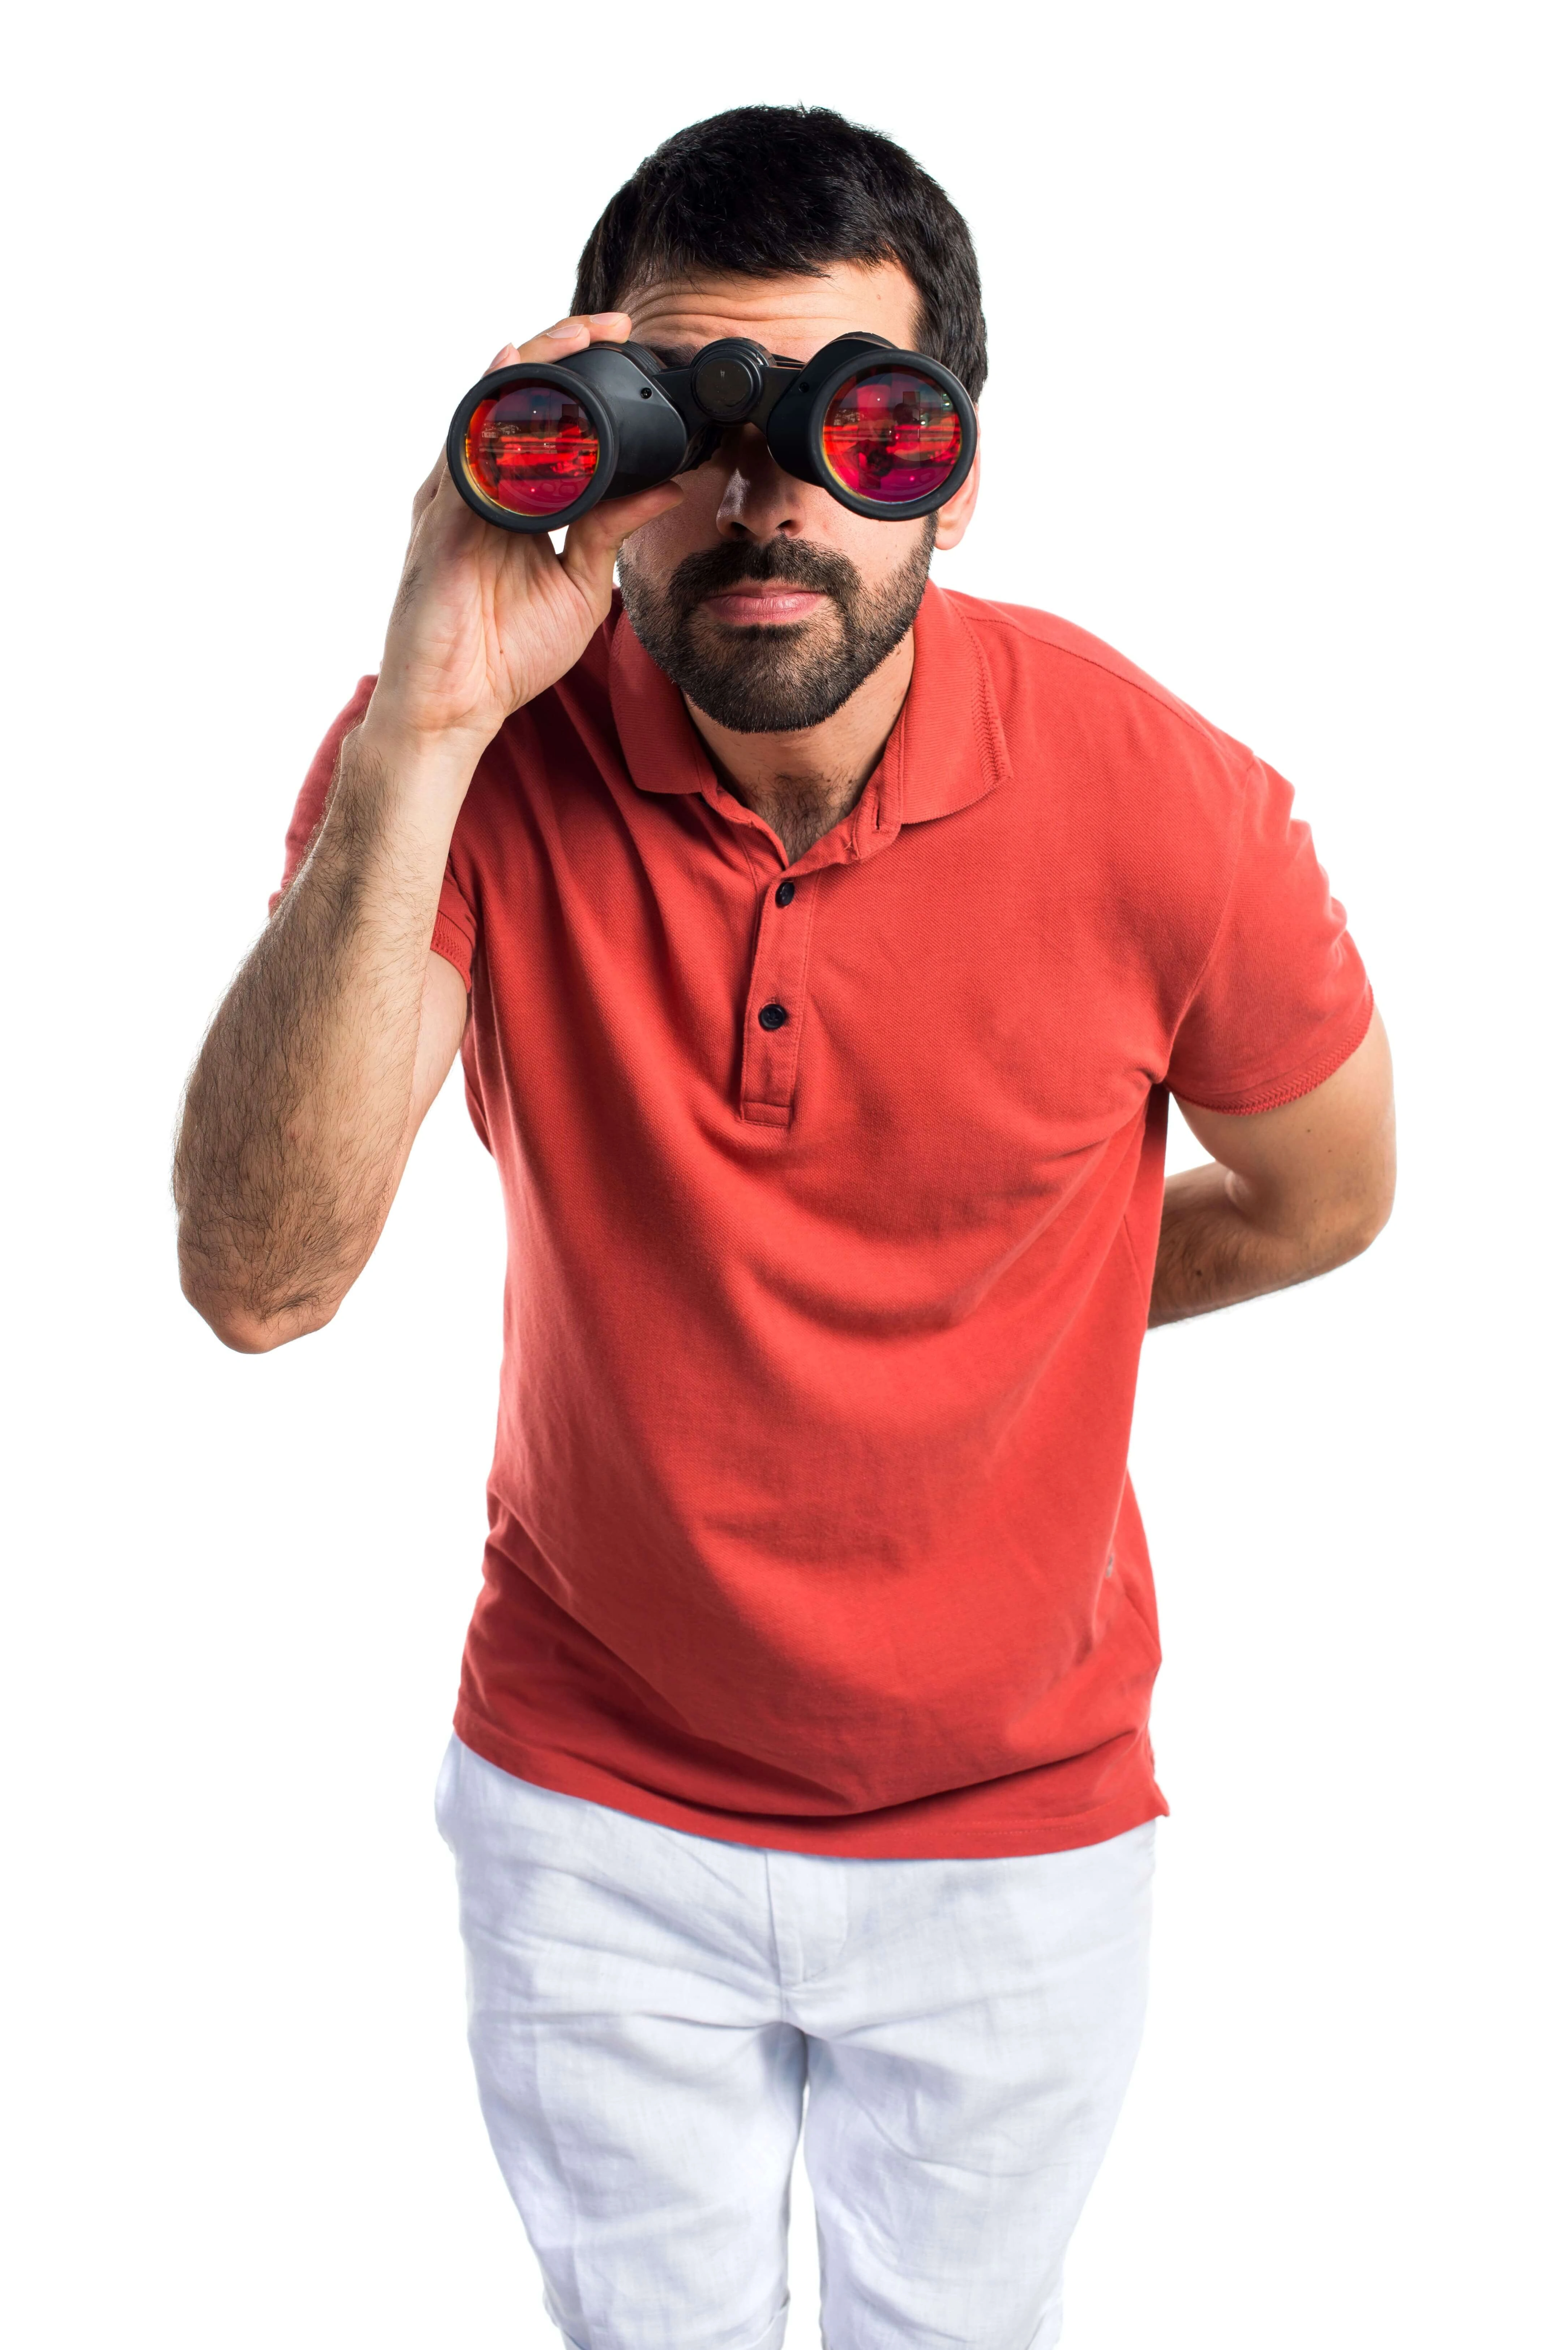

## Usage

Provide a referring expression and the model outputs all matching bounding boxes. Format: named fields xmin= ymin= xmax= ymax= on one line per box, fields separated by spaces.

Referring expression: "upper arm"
xmin=405 ymin=950 xmax=470 ymax=1145
xmin=1165 ymin=756 xmax=1372 ymax=1118
xmin=1175 ymin=1007 xmax=1396 ymax=1254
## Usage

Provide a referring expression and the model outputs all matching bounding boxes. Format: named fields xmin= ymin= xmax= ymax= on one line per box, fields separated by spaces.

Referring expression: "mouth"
xmin=700 ymin=586 xmax=828 ymax=628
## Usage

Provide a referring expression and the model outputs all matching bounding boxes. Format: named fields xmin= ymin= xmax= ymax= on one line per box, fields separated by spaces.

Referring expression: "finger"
xmin=507 ymin=310 xmax=632 ymax=366
xmin=420 ymin=341 xmax=517 ymax=516
xmin=416 ymin=338 xmax=526 ymax=531
xmin=558 ymin=479 xmax=684 ymax=603
xmin=410 ymin=450 xmax=446 ymax=530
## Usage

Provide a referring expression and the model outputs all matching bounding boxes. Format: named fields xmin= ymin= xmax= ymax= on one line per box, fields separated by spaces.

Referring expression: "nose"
xmin=712 ymin=422 xmax=818 ymax=541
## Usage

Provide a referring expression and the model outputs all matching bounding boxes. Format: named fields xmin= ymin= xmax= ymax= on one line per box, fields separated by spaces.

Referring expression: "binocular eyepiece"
xmin=447 ymin=334 xmax=977 ymax=534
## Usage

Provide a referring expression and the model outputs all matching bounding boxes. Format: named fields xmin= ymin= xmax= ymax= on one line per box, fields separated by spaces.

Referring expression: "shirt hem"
xmin=451 ymin=1701 xmax=1170 ymax=1860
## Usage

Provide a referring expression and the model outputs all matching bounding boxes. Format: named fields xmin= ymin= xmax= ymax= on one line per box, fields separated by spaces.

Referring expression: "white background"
xmin=4 ymin=3 xmax=1562 ymax=2343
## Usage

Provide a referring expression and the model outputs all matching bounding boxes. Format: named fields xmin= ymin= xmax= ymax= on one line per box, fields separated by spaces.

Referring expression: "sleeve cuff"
xmin=1171 ymin=985 xmax=1374 ymax=1116
xmin=431 ymin=910 xmax=474 ymax=990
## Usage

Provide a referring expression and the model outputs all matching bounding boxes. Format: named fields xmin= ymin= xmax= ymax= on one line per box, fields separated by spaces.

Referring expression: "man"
xmin=175 ymin=104 xmax=1393 ymax=2350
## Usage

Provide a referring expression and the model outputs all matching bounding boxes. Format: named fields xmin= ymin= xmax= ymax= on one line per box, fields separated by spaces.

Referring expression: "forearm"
xmin=174 ymin=722 xmax=471 ymax=1349
xmin=1149 ymin=1159 xmax=1370 ymax=1328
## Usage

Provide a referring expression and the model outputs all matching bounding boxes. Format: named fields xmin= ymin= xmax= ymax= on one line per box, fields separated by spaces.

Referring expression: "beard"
xmin=618 ymin=523 xmax=935 ymax=734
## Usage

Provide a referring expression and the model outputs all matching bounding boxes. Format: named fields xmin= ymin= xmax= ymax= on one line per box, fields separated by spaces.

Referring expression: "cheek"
xmin=621 ymin=471 xmax=724 ymax=572
xmin=836 ymin=515 xmax=930 ymax=590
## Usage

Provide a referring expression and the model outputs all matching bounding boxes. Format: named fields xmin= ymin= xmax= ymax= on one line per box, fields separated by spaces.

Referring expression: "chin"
xmin=685 ymin=675 xmax=864 ymax=735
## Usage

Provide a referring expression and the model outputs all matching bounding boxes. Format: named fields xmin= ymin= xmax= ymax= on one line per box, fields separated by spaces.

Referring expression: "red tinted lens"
xmin=464 ymin=384 xmax=600 ymax=517
xmin=819 ymin=366 xmax=963 ymax=505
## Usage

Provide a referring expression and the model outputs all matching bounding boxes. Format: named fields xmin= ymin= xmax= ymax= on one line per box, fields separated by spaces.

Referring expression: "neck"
xmin=684 ymin=630 xmax=915 ymax=866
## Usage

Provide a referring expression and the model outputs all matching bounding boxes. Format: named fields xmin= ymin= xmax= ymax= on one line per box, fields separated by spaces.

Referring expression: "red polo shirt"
xmin=280 ymin=586 xmax=1371 ymax=1856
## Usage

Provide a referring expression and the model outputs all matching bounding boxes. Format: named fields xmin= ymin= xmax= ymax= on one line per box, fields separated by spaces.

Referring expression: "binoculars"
xmin=447 ymin=334 xmax=977 ymax=534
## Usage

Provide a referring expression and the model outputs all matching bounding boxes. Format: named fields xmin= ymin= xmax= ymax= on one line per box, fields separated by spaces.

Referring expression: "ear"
xmin=933 ymin=424 xmax=981 ymax=552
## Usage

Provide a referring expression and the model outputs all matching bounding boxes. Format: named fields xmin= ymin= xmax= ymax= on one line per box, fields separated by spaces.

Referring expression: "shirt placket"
xmin=697 ymin=757 xmax=902 ymax=1129
xmin=737 ymin=868 xmax=820 ymax=1126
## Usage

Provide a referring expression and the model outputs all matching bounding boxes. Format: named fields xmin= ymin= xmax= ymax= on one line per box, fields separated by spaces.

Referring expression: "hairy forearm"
xmin=173 ymin=726 xmax=469 ymax=1349
xmin=1148 ymin=1159 xmax=1378 ymax=1329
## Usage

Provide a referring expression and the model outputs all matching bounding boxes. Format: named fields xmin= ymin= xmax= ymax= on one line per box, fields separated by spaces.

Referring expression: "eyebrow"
xmin=642 ymin=342 xmax=701 ymax=371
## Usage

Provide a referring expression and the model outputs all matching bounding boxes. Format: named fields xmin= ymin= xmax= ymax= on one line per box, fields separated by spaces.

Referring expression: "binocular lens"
xmin=463 ymin=384 xmax=600 ymax=518
xmin=820 ymin=366 xmax=964 ymax=507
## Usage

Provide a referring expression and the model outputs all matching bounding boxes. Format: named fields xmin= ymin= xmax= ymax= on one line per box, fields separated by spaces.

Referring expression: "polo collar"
xmin=879 ymin=583 xmax=1012 ymax=825
xmin=608 ymin=583 xmax=1011 ymax=823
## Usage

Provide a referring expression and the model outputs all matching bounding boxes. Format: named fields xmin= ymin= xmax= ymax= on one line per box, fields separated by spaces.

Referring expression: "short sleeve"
xmin=1166 ymin=758 xmax=1373 ymax=1114
xmin=270 ymin=676 xmax=477 ymax=992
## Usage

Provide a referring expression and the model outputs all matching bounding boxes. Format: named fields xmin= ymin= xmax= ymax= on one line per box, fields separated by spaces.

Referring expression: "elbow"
xmin=177 ymin=1260 xmax=339 ymax=1354
xmin=1327 ymin=1168 xmax=1397 ymax=1269
xmin=202 ymin=1306 xmax=312 ymax=1355
xmin=196 ymin=1297 xmax=339 ymax=1354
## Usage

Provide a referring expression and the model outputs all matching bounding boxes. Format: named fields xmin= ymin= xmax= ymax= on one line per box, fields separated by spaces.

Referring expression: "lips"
xmin=702 ymin=588 xmax=827 ymax=627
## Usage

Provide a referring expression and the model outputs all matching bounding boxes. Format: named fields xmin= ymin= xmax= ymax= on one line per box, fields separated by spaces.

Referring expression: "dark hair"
xmin=572 ymin=105 xmax=987 ymax=401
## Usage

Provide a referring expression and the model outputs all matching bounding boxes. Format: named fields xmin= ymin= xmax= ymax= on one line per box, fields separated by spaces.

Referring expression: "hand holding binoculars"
xmin=447 ymin=334 xmax=977 ymax=535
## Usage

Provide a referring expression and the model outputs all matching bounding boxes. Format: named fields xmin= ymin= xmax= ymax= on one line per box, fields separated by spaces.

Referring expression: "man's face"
xmin=615 ymin=261 xmax=978 ymax=734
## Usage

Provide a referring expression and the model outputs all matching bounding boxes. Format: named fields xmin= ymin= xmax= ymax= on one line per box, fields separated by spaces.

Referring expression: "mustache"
xmin=664 ymin=537 xmax=863 ymax=618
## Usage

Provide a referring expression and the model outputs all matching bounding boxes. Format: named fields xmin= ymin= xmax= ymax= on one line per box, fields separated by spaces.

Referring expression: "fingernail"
xmin=545 ymin=318 xmax=584 ymax=341
xmin=589 ymin=311 xmax=628 ymax=328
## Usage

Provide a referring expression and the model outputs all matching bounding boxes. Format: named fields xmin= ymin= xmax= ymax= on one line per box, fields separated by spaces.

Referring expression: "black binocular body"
xmin=446 ymin=333 xmax=977 ymax=535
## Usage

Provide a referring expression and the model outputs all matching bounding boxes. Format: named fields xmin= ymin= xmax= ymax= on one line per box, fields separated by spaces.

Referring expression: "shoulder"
xmin=940 ymin=593 xmax=1269 ymax=974
xmin=946 ymin=590 xmax=1251 ymax=779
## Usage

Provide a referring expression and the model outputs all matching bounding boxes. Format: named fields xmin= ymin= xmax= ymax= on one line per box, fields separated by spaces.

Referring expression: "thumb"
xmin=558 ymin=482 xmax=685 ymax=607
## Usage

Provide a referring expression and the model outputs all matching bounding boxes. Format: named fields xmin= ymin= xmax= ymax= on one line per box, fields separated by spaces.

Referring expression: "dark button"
xmin=774 ymin=880 xmax=796 ymax=907
xmin=757 ymin=1003 xmax=789 ymax=1031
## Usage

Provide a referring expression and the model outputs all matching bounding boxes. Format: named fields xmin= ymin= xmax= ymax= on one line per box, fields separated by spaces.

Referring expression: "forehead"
xmin=623 ymin=260 xmax=921 ymax=363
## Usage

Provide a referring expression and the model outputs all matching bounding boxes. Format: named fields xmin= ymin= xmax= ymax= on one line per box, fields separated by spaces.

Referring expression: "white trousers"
xmin=436 ymin=1736 xmax=1154 ymax=2350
